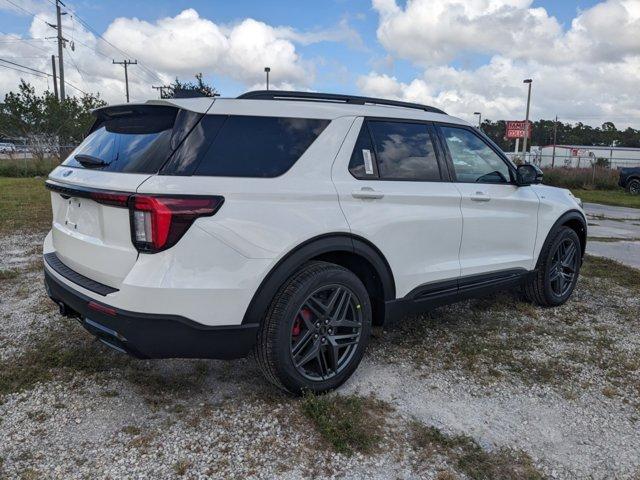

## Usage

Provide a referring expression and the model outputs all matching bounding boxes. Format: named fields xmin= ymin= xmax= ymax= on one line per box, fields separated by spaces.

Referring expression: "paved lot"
xmin=584 ymin=202 xmax=640 ymax=269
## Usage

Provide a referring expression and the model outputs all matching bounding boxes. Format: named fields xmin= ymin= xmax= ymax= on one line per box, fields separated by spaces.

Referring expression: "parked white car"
xmin=43 ymin=91 xmax=586 ymax=394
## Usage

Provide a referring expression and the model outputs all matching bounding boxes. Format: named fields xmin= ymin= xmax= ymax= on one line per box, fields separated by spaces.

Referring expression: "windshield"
xmin=63 ymin=107 xmax=177 ymax=173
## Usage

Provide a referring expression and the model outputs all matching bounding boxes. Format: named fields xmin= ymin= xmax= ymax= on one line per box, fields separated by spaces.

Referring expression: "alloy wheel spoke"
xmin=317 ymin=344 xmax=331 ymax=378
xmin=291 ymin=329 xmax=314 ymax=357
xmin=332 ymin=318 xmax=361 ymax=328
xmin=304 ymin=296 xmax=328 ymax=319
xmin=294 ymin=339 xmax=320 ymax=368
xmin=329 ymin=290 xmax=352 ymax=324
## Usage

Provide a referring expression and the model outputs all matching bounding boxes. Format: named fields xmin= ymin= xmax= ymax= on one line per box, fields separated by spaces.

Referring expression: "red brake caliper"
xmin=292 ymin=308 xmax=311 ymax=337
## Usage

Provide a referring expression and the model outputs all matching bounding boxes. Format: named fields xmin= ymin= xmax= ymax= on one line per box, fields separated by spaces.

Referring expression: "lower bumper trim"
xmin=44 ymin=268 xmax=259 ymax=359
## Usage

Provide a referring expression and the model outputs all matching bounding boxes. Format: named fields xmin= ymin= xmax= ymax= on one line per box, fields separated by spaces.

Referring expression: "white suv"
xmin=43 ymin=91 xmax=586 ymax=394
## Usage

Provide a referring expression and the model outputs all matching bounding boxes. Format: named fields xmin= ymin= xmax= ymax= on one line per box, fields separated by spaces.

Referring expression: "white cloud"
xmin=372 ymin=0 xmax=640 ymax=65
xmin=363 ymin=0 xmax=640 ymax=127
xmin=0 ymin=8 xmax=359 ymax=104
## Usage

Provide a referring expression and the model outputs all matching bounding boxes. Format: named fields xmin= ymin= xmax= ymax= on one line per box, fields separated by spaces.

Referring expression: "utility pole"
xmin=521 ymin=78 xmax=533 ymax=162
xmin=55 ymin=0 xmax=66 ymax=100
xmin=551 ymin=115 xmax=558 ymax=167
xmin=264 ymin=67 xmax=270 ymax=90
xmin=152 ymin=85 xmax=171 ymax=99
xmin=113 ymin=59 xmax=137 ymax=102
xmin=46 ymin=1 xmax=67 ymax=99
xmin=51 ymin=55 xmax=59 ymax=100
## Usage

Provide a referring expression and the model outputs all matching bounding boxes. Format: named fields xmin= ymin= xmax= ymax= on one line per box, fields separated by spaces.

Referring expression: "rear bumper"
xmin=44 ymin=268 xmax=259 ymax=359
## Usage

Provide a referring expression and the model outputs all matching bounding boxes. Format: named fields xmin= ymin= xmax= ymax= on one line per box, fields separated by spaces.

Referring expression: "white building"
xmin=533 ymin=145 xmax=640 ymax=169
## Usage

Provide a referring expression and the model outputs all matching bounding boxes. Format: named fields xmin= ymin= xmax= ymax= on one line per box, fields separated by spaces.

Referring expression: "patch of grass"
xmin=0 ymin=321 xmax=133 ymax=397
xmin=301 ymin=393 xmax=390 ymax=455
xmin=173 ymin=459 xmax=192 ymax=476
xmin=581 ymin=255 xmax=640 ymax=291
xmin=121 ymin=425 xmax=142 ymax=435
xmin=572 ymin=189 xmax=640 ymax=209
xmin=410 ymin=421 xmax=544 ymax=480
xmin=125 ymin=361 xmax=209 ymax=399
xmin=0 ymin=268 xmax=19 ymax=281
xmin=0 ymin=157 xmax=58 ymax=178
xmin=0 ymin=177 xmax=51 ymax=233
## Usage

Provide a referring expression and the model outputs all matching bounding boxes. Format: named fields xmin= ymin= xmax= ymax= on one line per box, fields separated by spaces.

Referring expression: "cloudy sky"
xmin=1 ymin=0 xmax=639 ymax=127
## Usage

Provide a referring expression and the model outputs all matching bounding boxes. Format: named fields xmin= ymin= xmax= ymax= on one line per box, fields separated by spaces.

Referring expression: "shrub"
xmin=541 ymin=167 xmax=620 ymax=190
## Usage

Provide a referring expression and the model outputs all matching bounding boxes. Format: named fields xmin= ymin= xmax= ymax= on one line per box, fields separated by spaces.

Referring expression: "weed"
xmin=581 ymin=255 xmax=640 ymax=291
xmin=173 ymin=459 xmax=191 ymax=476
xmin=121 ymin=425 xmax=141 ymax=435
xmin=0 ymin=268 xmax=19 ymax=281
xmin=410 ymin=421 xmax=543 ymax=480
xmin=301 ymin=393 xmax=390 ymax=455
xmin=0 ymin=320 xmax=132 ymax=397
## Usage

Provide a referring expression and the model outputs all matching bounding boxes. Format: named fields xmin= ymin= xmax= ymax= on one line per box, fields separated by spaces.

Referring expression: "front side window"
xmin=368 ymin=121 xmax=441 ymax=181
xmin=440 ymin=126 xmax=511 ymax=183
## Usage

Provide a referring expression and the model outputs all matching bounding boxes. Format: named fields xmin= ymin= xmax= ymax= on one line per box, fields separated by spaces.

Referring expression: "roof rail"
xmin=237 ymin=90 xmax=446 ymax=115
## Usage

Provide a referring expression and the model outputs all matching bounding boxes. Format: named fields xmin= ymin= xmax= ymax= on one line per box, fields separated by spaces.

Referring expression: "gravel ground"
xmin=1 ymin=231 xmax=639 ymax=479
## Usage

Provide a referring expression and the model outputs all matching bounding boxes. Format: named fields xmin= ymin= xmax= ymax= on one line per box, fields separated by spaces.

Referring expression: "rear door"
xmin=332 ymin=117 xmax=462 ymax=298
xmin=436 ymin=124 xmax=539 ymax=277
xmin=47 ymin=105 xmax=198 ymax=288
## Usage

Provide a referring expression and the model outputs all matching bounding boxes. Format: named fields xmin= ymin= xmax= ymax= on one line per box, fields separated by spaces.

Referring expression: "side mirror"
xmin=516 ymin=164 xmax=543 ymax=186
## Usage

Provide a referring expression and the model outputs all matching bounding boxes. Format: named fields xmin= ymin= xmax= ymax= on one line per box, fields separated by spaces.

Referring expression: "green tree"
xmin=161 ymin=73 xmax=218 ymax=99
xmin=481 ymin=118 xmax=640 ymax=151
xmin=0 ymin=80 xmax=105 ymax=153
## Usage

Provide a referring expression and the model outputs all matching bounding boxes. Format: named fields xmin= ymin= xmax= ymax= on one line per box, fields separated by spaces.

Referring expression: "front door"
xmin=437 ymin=125 xmax=539 ymax=277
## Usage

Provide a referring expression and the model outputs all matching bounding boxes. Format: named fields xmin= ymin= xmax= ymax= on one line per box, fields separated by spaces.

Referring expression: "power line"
xmin=65 ymin=7 xmax=163 ymax=83
xmin=0 ymin=57 xmax=88 ymax=95
xmin=0 ymin=62 xmax=48 ymax=78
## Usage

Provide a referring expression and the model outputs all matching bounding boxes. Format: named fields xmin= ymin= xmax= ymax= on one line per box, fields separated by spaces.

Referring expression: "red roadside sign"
xmin=505 ymin=121 xmax=532 ymax=139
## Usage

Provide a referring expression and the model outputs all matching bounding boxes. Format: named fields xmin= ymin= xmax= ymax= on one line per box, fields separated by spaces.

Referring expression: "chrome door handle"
xmin=352 ymin=187 xmax=384 ymax=200
xmin=470 ymin=191 xmax=491 ymax=202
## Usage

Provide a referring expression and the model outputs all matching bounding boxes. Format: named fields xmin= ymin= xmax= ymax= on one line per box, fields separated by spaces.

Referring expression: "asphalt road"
xmin=584 ymin=202 xmax=640 ymax=269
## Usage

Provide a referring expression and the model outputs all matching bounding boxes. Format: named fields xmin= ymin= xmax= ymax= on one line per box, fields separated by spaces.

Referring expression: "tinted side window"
xmin=441 ymin=126 xmax=511 ymax=183
xmin=194 ymin=116 xmax=329 ymax=177
xmin=349 ymin=123 xmax=378 ymax=179
xmin=368 ymin=121 xmax=441 ymax=181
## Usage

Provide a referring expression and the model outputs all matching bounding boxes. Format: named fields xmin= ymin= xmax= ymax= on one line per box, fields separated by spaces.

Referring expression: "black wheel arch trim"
xmin=241 ymin=233 xmax=396 ymax=325
xmin=537 ymin=209 xmax=587 ymax=265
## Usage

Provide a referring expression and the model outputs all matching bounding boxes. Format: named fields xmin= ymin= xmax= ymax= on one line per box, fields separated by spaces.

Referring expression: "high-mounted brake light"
xmin=129 ymin=195 xmax=224 ymax=253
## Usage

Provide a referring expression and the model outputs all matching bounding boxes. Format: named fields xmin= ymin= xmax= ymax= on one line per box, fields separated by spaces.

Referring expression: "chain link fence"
xmin=0 ymin=145 xmax=76 ymax=177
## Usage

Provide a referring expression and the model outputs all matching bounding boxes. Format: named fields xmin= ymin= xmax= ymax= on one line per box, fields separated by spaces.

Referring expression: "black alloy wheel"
xmin=548 ymin=238 xmax=579 ymax=297
xmin=289 ymin=285 xmax=363 ymax=381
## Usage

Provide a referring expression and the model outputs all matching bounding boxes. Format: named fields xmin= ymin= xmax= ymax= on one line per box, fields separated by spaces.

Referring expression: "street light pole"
xmin=473 ymin=112 xmax=482 ymax=129
xmin=264 ymin=67 xmax=270 ymax=90
xmin=522 ymin=79 xmax=533 ymax=162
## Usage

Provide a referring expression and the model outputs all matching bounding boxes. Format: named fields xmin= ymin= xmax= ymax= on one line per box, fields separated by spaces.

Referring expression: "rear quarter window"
xmin=165 ymin=115 xmax=330 ymax=177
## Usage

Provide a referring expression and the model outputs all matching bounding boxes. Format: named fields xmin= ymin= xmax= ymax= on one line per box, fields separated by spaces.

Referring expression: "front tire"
xmin=524 ymin=226 xmax=582 ymax=307
xmin=627 ymin=178 xmax=640 ymax=195
xmin=255 ymin=261 xmax=372 ymax=395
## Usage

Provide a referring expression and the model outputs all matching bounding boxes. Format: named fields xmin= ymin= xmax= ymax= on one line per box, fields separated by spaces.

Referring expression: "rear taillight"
xmin=129 ymin=195 xmax=224 ymax=253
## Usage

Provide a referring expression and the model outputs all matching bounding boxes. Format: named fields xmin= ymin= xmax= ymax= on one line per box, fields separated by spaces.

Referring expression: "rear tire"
xmin=255 ymin=261 xmax=372 ymax=395
xmin=524 ymin=226 xmax=581 ymax=307
xmin=627 ymin=178 xmax=640 ymax=195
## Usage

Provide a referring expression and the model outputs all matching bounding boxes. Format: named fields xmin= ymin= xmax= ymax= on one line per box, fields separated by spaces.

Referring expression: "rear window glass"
xmin=189 ymin=115 xmax=330 ymax=177
xmin=62 ymin=107 xmax=177 ymax=173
